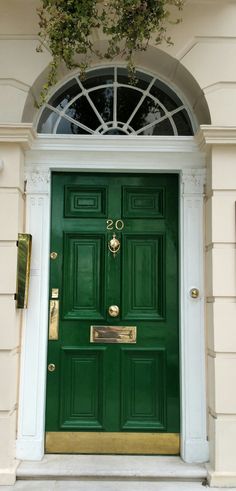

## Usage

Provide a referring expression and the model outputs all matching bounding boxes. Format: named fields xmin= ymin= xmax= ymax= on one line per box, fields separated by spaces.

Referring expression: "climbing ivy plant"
xmin=37 ymin=0 xmax=184 ymax=104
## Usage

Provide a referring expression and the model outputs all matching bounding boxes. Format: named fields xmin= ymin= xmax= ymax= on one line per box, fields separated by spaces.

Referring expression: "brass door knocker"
xmin=108 ymin=234 xmax=120 ymax=257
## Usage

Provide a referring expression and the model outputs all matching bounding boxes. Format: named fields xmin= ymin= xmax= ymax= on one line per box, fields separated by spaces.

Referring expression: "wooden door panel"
xmin=65 ymin=185 xmax=108 ymax=218
xmin=122 ymin=235 xmax=165 ymax=320
xmin=60 ymin=347 xmax=105 ymax=430
xmin=121 ymin=348 xmax=166 ymax=431
xmin=63 ymin=233 xmax=105 ymax=320
xmin=122 ymin=186 xmax=165 ymax=218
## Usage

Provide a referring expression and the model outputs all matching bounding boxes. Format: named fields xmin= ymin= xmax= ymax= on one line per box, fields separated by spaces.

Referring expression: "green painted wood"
xmin=63 ymin=234 xmax=105 ymax=319
xmin=122 ymin=234 xmax=164 ymax=319
xmin=46 ymin=172 xmax=179 ymax=437
xmin=65 ymin=185 xmax=108 ymax=218
xmin=60 ymin=347 xmax=105 ymax=429
xmin=121 ymin=348 xmax=166 ymax=430
xmin=122 ymin=187 xmax=165 ymax=218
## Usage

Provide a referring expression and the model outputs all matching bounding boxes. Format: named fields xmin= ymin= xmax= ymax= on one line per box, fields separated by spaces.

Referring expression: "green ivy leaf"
xmin=36 ymin=0 xmax=185 ymax=105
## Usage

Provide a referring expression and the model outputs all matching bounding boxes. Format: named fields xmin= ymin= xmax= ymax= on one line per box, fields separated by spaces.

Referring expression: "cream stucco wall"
xmin=0 ymin=144 xmax=25 ymax=484
xmin=1 ymin=0 xmax=236 ymax=486
xmin=202 ymin=139 xmax=236 ymax=486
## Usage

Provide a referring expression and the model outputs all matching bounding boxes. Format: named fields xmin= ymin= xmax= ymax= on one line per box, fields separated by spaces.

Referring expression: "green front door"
xmin=46 ymin=172 xmax=179 ymax=454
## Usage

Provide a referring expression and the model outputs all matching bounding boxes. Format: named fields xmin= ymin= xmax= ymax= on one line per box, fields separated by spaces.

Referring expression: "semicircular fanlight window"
xmin=37 ymin=67 xmax=194 ymax=136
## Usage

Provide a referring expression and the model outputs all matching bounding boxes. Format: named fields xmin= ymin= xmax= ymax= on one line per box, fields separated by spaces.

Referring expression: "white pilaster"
xmin=16 ymin=169 xmax=50 ymax=460
xmin=180 ymin=169 xmax=209 ymax=463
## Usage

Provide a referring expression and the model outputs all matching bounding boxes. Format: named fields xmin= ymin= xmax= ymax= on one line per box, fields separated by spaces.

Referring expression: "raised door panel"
xmin=64 ymin=185 xmax=108 ymax=218
xmin=63 ymin=233 xmax=105 ymax=319
xmin=60 ymin=348 xmax=105 ymax=429
xmin=122 ymin=234 xmax=165 ymax=320
xmin=121 ymin=348 xmax=167 ymax=430
xmin=122 ymin=186 xmax=165 ymax=218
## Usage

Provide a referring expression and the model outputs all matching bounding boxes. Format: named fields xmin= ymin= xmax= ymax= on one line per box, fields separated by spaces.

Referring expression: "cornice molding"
xmin=0 ymin=124 xmax=36 ymax=150
xmin=30 ymin=135 xmax=199 ymax=153
xmin=196 ymin=126 xmax=236 ymax=150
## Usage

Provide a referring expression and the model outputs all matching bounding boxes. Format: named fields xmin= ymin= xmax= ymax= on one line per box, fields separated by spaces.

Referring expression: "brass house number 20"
xmin=106 ymin=219 xmax=124 ymax=231
xmin=107 ymin=219 xmax=124 ymax=257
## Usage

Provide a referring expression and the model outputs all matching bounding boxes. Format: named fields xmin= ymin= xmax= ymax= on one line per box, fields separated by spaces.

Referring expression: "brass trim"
xmin=51 ymin=288 xmax=59 ymax=299
xmin=50 ymin=251 xmax=58 ymax=260
xmin=46 ymin=432 xmax=180 ymax=455
xmin=49 ymin=300 xmax=59 ymax=340
xmin=48 ymin=363 xmax=56 ymax=372
xmin=90 ymin=326 xmax=137 ymax=343
xmin=108 ymin=234 xmax=120 ymax=257
xmin=190 ymin=287 xmax=200 ymax=299
xmin=16 ymin=234 xmax=32 ymax=309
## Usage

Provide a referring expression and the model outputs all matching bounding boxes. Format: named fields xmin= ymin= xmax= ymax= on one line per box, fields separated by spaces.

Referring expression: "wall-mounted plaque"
xmin=90 ymin=325 xmax=137 ymax=344
xmin=16 ymin=234 xmax=32 ymax=308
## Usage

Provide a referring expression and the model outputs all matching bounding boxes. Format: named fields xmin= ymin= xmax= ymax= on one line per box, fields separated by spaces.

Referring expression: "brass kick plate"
xmin=90 ymin=326 xmax=137 ymax=343
xmin=46 ymin=432 xmax=180 ymax=455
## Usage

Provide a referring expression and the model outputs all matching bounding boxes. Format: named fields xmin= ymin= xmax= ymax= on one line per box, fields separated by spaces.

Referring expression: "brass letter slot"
xmin=90 ymin=326 xmax=137 ymax=344
xmin=49 ymin=300 xmax=59 ymax=340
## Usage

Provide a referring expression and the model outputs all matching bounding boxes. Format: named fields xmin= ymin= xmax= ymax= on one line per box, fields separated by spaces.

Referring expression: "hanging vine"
xmin=37 ymin=0 xmax=184 ymax=105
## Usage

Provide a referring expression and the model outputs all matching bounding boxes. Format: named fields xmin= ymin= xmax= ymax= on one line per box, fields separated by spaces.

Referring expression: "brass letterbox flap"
xmin=90 ymin=325 xmax=137 ymax=344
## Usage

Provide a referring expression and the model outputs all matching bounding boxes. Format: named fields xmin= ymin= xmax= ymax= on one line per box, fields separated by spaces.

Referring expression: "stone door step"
xmin=17 ymin=456 xmax=207 ymax=482
xmin=0 ymin=481 xmax=221 ymax=491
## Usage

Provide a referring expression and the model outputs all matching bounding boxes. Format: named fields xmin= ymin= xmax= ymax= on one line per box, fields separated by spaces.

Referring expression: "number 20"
xmin=106 ymin=219 xmax=124 ymax=230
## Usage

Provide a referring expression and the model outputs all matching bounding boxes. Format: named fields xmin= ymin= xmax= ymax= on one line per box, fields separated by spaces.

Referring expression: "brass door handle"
xmin=108 ymin=305 xmax=120 ymax=317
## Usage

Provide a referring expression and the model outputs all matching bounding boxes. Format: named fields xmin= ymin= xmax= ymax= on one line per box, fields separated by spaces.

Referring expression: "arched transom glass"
xmin=37 ymin=67 xmax=194 ymax=136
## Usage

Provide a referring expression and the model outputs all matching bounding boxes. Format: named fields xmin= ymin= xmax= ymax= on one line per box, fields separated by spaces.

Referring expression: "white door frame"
xmin=16 ymin=135 xmax=209 ymax=463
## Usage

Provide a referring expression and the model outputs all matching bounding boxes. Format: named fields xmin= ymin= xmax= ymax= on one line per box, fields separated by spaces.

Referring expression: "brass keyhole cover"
xmin=48 ymin=363 xmax=56 ymax=372
xmin=108 ymin=305 xmax=120 ymax=317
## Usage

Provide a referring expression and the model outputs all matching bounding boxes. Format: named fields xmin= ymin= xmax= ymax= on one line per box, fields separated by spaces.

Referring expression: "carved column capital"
xmin=25 ymin=167 xmax=50 ymax=194
xmin=182 ymin=169 xmax=206 ymax=195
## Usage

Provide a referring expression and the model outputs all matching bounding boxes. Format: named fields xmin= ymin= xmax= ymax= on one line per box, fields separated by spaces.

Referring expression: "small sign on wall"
xmin=16 ymin=234 xmax=32 ymax=308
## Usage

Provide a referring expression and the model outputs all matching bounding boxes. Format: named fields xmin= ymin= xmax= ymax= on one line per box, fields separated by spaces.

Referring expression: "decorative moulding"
xmin=206 ymin=466 xmax=236 ymax=488
xmin=0 ymin=124 xmax=36 ymax=149
xmin=25 ymin=168 xmax=50 ymax=194
xmin=196 ymin=125 xmax=236 ymax=149
xmin=182 ymin=169 xmax=206 ymax=195
xmin=32 ymin=135 xmax=199 ymax=153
